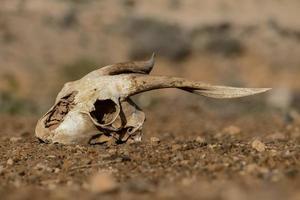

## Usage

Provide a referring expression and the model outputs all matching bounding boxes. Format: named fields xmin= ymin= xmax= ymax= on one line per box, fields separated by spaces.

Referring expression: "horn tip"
xmin=146 ymin=52 xmax=156 ymax=69
xmin=151 ymin=52 xmax=156 ymax=59
xmin=256 ymin=88 xmax=272 ymax=93
xmin=150 ymin=52 xmax=156 ymax=64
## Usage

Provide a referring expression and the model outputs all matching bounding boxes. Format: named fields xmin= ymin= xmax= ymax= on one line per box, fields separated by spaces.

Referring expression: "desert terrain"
xmin=0 ymin=0 xmax=300 ymax=199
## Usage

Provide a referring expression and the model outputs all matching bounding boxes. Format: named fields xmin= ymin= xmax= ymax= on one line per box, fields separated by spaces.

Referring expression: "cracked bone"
xmin=35 ymin=54 xmax=270 ymax=144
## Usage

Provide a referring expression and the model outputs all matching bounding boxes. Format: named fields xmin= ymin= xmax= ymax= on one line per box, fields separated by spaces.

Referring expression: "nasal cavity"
xmin=90 ymin=99 xmax=118 ymax=125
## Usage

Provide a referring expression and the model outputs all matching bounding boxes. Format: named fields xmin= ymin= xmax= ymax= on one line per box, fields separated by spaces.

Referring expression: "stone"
xmin=7 ymin=158 xmax=14 ymax=165
xmin=251 ymin=139 xmax=266 ymax=152
xmin=267 ymin=132 xmax=286 ymax=140
xmin=10 ymin=137 xmax=22 ymax=142
xmin=195 ymin=136 xmax=205 ymax=143
xmin=223 ymin=125 xmax=241 ymax=135
xmin=150 ymin=137 xmax=160 ymax=145
xmin=89 ymin=172 xmax=118 ymax=193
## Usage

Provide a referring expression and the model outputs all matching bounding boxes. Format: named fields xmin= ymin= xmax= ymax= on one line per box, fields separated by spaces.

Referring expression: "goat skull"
xmin=35 ymin=54 xmax=270 ymax=144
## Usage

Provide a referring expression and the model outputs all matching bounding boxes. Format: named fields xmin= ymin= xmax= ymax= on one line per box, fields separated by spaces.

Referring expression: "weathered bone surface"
xmin=35 ymin=54 xmax=270 ymax=144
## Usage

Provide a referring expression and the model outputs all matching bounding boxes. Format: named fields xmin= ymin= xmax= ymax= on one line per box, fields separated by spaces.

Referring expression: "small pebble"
xmin=47 ymin=155 xmax=56 ymax=159
xmin=54 ymin=168 xmax=60 ymax=173
xmin=267 ymin=132 xmax=286 ymax=140
xmin=67 ymin=180 xmax=74 ymax=186
xmin=13 ymin=179 xmax=22 ymax=188
xmin=150 ymin=137 xmax=160 ymax=145
xmin=223 ymin=125 xmax=241 ymax=135
xmin=34 ymin=163 xmax=52 ymax=172
xmin=89 ymin=172 xmax=118 ymax=193
xmin=10 ymin=137 xmax=22 ymax=142
xmin=7 ymin=158 xmax=14 ymax=165
xmin=269 ymin=149 xmax=278 ymax=157
xmin=195 ymin=136 xmax=205 ymax=143
xmin=251 ymin=139 xmax=266 ymax=152
xmin=180 ymin=160 xmax=189 ymax=165
xmin=282 ymin=150 xmax=293 ymax=158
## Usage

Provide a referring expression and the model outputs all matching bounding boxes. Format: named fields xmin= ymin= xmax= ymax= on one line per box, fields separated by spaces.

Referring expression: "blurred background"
xmin=1 ymin=1 xmax=300 ymax=199
xmin=0 ymin=0 xmax=300 ymax=115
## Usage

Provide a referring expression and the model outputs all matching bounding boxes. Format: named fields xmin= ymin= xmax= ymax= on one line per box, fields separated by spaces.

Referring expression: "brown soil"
xmin=1 ymin=1 xmax=300 ymax=199
xmin=1 ymin=97 xmax=299 ymax=200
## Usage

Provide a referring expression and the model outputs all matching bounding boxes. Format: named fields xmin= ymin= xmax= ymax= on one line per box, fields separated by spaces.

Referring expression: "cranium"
xmin=35 ymin=54 xmax=270 ymax=144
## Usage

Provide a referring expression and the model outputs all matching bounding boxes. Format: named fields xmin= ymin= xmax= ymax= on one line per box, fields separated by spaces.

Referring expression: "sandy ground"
xmin=1 ymin=1 xmax=300 ymax=199
xmin=1 ymin=97 xmax=300 ymax=200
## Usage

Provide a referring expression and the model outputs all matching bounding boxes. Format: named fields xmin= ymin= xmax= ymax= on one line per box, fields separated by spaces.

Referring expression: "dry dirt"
xmin=1 ymin=1 xmax=300 ymax=199
xmin=0 ymin=97 xmax=300 ymax=200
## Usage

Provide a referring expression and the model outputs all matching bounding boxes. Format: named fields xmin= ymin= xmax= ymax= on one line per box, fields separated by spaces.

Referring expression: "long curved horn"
xmin=98 ymin=53 xmax=155 ymax=75
xmin=128 ymin=75 xmax=271 ymax=98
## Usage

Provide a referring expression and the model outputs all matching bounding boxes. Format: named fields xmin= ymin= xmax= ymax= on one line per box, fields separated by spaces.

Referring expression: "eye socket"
xmin=90 ymin=99 xmax=120 ymax=126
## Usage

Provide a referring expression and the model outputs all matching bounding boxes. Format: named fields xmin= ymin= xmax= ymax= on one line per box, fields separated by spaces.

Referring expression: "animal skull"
xmin=35 ymin=54 xmax=270 ymax=145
